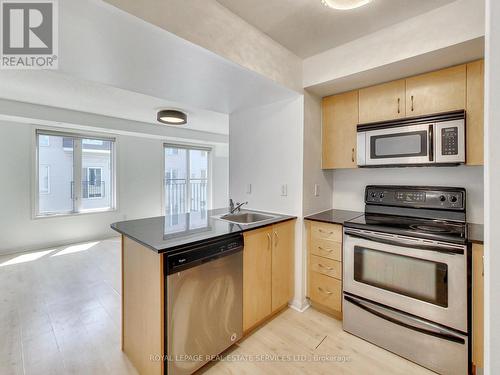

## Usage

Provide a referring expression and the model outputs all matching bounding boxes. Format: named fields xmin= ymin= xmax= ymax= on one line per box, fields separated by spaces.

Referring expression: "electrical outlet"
xmin=246 ymin=184 xmax=252 ymax=194
xmin=281 ymin=184 xmax=288 ymax=197
xmin=314 ymin=184 xmax=320 ymax=197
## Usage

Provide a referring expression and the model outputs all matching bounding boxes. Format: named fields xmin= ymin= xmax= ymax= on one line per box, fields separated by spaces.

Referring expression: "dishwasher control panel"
xmin=166 ymin=234 xmax=244 ymax=275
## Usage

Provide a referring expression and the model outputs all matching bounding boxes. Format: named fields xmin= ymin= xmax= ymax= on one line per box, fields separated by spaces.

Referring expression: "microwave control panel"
xmin=441 ymin=127 xmax=459 ymax=155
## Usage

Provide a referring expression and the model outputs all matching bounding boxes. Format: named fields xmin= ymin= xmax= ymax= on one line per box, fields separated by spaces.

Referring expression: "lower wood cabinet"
xmin=307 ymin=221 xmax=343 ymax=319
xmin=472 ymin=243 xmax=484 ymax=374
xmin=243 ymin=220 xmax=295 ymax=332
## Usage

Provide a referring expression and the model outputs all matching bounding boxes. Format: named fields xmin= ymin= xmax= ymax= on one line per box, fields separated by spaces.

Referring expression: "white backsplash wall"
xmin=332 ymin=166 xmax=484 ymax=224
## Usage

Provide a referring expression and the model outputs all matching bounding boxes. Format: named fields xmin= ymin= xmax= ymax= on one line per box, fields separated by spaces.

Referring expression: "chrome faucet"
xmin=229 ymin=201 xmax=248 ymax=214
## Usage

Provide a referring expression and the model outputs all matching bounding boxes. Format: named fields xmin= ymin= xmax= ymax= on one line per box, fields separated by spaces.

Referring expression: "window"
xmin=83 ymin=167 xmax=104 ymax=199
xmin=39 ymin=135 xmax=50 ymax=147
xmin=39 ymin=165 xmax=50 ymax=194
xmin=36 ymin=131 xmax=115 ymax=216
xmin=164 ymin=145 xmax=210 ymax=217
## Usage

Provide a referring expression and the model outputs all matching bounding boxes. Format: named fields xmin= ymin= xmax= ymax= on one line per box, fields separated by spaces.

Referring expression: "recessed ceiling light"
xmin=321 ymin=0 xmax=372 ymax=10
xmin=157 ymin=109 xmax=187 ymax=125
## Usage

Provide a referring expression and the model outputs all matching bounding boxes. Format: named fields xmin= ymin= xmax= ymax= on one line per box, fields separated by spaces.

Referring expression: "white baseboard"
xmin=289 ymin=299 xmax=310 ymax=313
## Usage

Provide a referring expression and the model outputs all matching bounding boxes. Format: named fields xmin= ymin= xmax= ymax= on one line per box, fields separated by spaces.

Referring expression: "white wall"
xmin=304 ymin=0 xmax=484 ymax=87
xmin=0 ymin=121 xmax=229 ymax=254
xmin=55 ymin=0 xmax=298 ymax=115
xmin=303 ymin=0 xmax=484 ymax=94
xmin=229 ymin=96 xmax=308 ymax=310
xmin=103 ymin=0 xmax=302 ymax=92
xmin=484 ymin=0 xmax=500 ymax=373
xmin=229 ymin=97 xmax=304 ymax=215
xmin=302 ymin=90 xmax=333 ymax=216
xmin=332 ymin=166 xmax=484 ymax=224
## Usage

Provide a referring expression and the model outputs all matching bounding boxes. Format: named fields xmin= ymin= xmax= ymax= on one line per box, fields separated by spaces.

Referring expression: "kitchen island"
xmin=111 ymin=208 xmax=296 ymax=375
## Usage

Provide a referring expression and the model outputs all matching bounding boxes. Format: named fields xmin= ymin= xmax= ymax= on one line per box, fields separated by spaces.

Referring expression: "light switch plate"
xmin=281 ymin=184 xmax=287 ymax=197
xmin=246 ymin=184 xmax=252 ymax=194
xmin=314 ymin=184 xmax=320 ymax=197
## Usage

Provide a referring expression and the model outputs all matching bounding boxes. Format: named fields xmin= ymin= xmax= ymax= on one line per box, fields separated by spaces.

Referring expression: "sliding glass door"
xmin=164 ymin=145 xmax=210 ymax=218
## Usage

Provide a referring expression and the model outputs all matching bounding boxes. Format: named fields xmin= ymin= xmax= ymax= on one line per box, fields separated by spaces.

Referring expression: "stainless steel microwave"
xmin=357 ymin=110 xmax=465 ymax=167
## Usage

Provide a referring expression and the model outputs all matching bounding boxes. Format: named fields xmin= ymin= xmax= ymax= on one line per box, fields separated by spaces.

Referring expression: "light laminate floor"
xmin=0 ymin=238 xmax=433 ymax=375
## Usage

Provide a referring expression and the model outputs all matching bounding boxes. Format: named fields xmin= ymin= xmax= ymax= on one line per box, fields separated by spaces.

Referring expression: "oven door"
xmin=359 ymin=123 xmax=433 ymax=166
xmin=343 ymin=228 xmax=467 ymax=332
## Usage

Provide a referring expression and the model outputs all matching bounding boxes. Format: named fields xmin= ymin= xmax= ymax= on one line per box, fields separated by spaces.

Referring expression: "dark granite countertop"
xmin=111 ymin=208 xmax=296 ymax=254
xmin=467 ymin=223 xmax=484 ymax=244
xmin=304 ymin=208 xmax=483 ymax=245
xmin=304 ymin=209 xmax=364 ymax=225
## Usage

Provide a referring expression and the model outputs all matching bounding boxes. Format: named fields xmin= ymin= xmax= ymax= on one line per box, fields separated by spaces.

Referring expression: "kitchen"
xmin=0 ymin=0 xmax=498 ymax=375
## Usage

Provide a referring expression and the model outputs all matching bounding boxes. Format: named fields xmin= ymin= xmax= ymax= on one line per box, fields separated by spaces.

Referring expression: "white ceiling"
xmin=0 ymin=70 xmax=230 ymax=135
xmin=216 ymin=0 xmax=456 ymax=58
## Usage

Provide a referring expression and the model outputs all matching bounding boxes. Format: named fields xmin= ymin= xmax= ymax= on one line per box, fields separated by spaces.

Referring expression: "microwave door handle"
xmin=344 ymin=295 xmax=465 ymax=344
xmin=344 ymin=230 xmax=464 ymax=254
xmin=429 ymin=124 xmax=434 ymax=162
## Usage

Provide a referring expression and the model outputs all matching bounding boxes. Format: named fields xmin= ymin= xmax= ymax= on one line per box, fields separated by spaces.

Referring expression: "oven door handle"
xmin=429 ymin=124 xmax=434 ymax=162
xmin=344 ymin=229 xmax=464 ymax=255
xmin=344 ymin=294 xmax=465 ymax=344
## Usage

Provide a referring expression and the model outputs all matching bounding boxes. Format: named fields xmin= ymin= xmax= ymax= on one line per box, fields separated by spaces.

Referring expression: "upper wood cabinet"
xmin=321 ymin=60 xmax=484 ymax=169
xmin=405 ymin=64 xmax=466 ymax=116
xmin=466 ymin=60 xmax=485 ymax=166
xmin=359 ymin=79 xmax=406 ymax=123
xmin=322 ymin=90 xmax=358 ymax=169
xmin=243 ymin=221 xmax=295 ymax=332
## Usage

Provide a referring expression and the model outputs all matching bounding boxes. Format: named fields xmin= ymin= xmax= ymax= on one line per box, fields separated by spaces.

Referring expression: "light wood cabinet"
xmin=405 ymin=64 xmax=466 ymax=116
xmin=243 ymin=220 xmax=295 ymax=332
xmin=466 ymin=60 xmax=485 ymax=166
xmin=122 ymin=236 xmax=164 ymax=375
xmin=243 ymin=226 xmax=272 ymax=331
xmin=472 ymin=243 xmax=484 ymax=373
xmin=307 ymin=221 xmax=343 ymax=319
xmin=321 ymin=61 xmax=484 ymax=168
xmin=271 ymin=220 xmax=294 ymax=311
xmin=359 ymin=79 xmax=406 ymax=123
xmin=322 ymin=91 xmax=358 ymax=169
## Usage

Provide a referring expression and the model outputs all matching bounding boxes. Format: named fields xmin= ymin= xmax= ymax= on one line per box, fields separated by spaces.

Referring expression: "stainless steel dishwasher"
xmin=165 ymin=233 xmax=243 ymax=375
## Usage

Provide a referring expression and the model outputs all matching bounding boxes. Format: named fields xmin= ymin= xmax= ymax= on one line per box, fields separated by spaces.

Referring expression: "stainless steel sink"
xmin=214 ymin=211 xmax=278 ymax=225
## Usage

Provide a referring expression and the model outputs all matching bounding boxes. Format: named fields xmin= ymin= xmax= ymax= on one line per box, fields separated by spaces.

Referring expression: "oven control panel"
xmin=366 ymin=186 xmax=465 ymax=210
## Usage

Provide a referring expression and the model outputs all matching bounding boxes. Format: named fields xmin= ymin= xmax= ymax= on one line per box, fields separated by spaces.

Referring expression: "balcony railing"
xmin=71 ymin=181 xmax=105 ymax=199
xmin=165 ymin=179 xmax=207 ymax=214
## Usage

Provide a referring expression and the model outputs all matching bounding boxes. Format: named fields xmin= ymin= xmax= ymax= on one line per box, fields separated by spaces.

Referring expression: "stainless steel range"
xmin=343 ymin=186 xmax=470 ymax=375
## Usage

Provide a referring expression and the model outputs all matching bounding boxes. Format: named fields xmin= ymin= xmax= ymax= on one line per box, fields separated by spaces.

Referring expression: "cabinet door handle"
xmin=318 ymin=263 xmax=333 ymax=271
xmin=411 ymin=95 xmax=414 ymax=112
xmin=273 ymin=231 xmax=279 ymax=247
xmin=318 ymin=287 xmax=333 ymax=295
xmin=397 ymin=97 xmax=401 ymax=114
xmin=318 ymin=229 xmax=333 ymax=235
xmin=351 ymin=148 xmax=355 ymax=163
xmin=267 ymin=233 xmax=271 ymax=250
xmin=317 ymin=246 xmax=333 ymax=253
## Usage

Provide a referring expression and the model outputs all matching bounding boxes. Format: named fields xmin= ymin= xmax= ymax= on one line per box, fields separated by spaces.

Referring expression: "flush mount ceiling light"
xmin=157 ymin=109 xmax=187 ymax=125
xmin=321 ymin=0 xmax=371 ymax=10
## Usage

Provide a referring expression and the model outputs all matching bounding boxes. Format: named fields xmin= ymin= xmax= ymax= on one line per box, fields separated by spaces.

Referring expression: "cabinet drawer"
xmin=309 ymin=272 xmax=342 ymax=312
xmin=310 ymin=222 xmax=342 ymax=242
xmin=311 ymin=255 xmax=342 ymax=280
xmin=310 ymin=238 xmax=342 ymax=261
